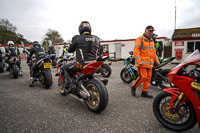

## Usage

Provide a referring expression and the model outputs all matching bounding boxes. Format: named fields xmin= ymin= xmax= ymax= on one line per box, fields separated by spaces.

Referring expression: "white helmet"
xmin=7 ymin=41 xmax=14 ymax=47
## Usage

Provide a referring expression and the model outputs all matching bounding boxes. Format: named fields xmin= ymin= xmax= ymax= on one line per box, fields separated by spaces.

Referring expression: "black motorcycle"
xmin=8 ymin=56 xmax=20 ymax=79
xmin=0 ymin=53 xmax=5 ymax=73
xmin=96 ymin=61 xmax=112 ymax=78
xmin=28 ymin=57 xmax=53 ymax=88
xmin=151 ymin=57 xmax=175 ymax=87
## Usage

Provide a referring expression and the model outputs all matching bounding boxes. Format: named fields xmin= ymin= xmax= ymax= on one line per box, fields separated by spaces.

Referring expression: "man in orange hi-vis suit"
xmin=131 ymin=26 xmax=160 ymax=98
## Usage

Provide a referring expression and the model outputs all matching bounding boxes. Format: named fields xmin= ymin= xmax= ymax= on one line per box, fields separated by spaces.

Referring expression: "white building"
xmin=101 ymin=37 xmax=171 ymax=60
xmin=52 ymin=36 xmax=171 ymax=60
xmin=172 ymin=27 xmax=200 ymax=63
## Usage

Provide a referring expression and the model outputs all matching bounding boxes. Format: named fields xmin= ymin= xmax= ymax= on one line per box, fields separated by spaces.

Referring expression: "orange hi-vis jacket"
xmin=133 ymin=34 xmax=159 ymax=69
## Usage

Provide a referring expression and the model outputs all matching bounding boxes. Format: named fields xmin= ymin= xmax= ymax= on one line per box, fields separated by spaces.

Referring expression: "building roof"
xmin=172 ymin=27 xmax=200 ymax=40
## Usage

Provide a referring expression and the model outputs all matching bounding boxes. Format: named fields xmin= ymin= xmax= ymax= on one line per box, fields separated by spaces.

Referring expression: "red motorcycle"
xmin=57 ymin=56 xmax=109 ymax=113
xmin=153 ymin=50 xmax=200 ymax=131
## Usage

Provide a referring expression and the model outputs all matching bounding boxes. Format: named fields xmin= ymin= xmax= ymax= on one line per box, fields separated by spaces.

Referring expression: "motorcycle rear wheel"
xmin=85 ymin=78 xmax=108 ymax=113
xmin=153 ymin=91 xmax=197 ymax=131
xmin=40 ymin=70 xmax=52 ymax=89
xmin=120 ymin=68 xmax=133 ymax=83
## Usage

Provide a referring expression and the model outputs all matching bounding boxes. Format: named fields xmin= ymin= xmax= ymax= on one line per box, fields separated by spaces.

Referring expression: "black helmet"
xmin=152 ymin=34 xmax=158 ymax=42
xmin=33 ymin=41 xmax=40 ymax=47
xmin=79 ymin=21 xmax=91 ymax=35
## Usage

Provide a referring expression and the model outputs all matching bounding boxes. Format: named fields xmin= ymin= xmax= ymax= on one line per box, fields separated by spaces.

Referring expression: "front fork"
xmin=125 ymin=65 xmax=136 ymax=80
xmin=169 ymin=92 xmax=185 ymax=113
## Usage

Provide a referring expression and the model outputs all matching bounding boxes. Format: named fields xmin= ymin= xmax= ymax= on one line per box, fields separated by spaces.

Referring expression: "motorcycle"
xmin=120 ymin=51 xmax=175 ymax=87
xmin=95 ymin=61 xmax=112 ymax=78
xmin=8 ymin=56 xmax=20 ymax=79
xmin=0 ymin=53 xmax=5 ymax=73
xmin=153 ymin=49 xmax=200 ymax=131
xmin=49 ymin=54 xmax=56 ymax=67
xmin=28 ymin=56 xmax=53 ymax=88
xmin=57 ymin=56 xmax=109 ymax=113
xmin=151 ymin=57 xmax=175 ymax=87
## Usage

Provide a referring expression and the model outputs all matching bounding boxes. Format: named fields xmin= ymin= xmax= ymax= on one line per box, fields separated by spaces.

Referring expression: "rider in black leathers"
xmin=61 ymin=21 xmax=101 ymax=92
xmin=48 ymin=45 xmax=56 ymax=55
xmin=27 ymin=41 xmax=46 ymax=86
xmin=6 ymin=41 xmax=23 ymax=75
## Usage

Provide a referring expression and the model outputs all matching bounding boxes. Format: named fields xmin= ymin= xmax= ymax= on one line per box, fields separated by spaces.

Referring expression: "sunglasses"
xmin=148 ymin=30 xmax=154 ymax=32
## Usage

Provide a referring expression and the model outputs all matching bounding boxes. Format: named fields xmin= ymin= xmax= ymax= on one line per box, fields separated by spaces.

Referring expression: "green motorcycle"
xmin=120 ymin=51 xmax=175 ymax=87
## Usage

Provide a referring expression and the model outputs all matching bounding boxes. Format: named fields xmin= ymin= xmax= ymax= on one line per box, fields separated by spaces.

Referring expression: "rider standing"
xmin=61 ymin=21 xmax=100 ymax=92
xmin=26 ymin=41 xmax=46 ymax=86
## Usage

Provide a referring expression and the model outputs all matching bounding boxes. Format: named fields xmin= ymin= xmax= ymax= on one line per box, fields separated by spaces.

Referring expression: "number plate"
xmin=43 ymin=62 xmax=52 ymax=68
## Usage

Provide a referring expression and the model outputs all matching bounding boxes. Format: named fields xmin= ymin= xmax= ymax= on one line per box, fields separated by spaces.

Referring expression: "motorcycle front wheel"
xmin=0 ymin=62 xmax=4 ymax=73
xmin=58 ymin=77 xmax=67 ymax=96
xmin=101 ymin=64 xmax=112 ymax=78
xmin=120 ymin=68 xmax=133 ymax=83
xmin=153 ymin=91 xmax=197 ymax=131
xmin=85 ymin=78 xmax=108 ymax=113
xmin=11 ymin=64 xmax=19 ymax=79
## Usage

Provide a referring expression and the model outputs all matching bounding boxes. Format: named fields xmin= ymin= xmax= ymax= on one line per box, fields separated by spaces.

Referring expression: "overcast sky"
xmin=0 ymin=0 xmax=200 ymax=42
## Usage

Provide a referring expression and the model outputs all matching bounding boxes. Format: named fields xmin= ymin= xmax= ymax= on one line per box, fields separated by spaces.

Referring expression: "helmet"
xmin=152 ymin=34 xmax=158 ymax=42
xmin=8 ymin=41 xmax=14 ymax=47
xmin=50 ymin=45 xmax=54 ymax=49
xmin=33 ymin=41 xmax=40 ymax=47
xmin=79 ymin=21 xmax=91 ymax=35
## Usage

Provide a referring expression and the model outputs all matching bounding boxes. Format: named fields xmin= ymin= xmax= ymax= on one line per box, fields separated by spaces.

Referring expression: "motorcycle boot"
xmin=141 ymin=91 xmax=153 ymax=98
xmin=29 ymin=77 xmax=34 ymax=87
xmin=19 ymin=69 xmax=23 ymax=76
xmin=131 ymin=86 xmax=136 ymax=96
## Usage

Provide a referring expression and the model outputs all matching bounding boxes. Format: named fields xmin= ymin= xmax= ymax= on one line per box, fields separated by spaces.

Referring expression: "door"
xmin=115 ymin=43 xmax=121 ymax=59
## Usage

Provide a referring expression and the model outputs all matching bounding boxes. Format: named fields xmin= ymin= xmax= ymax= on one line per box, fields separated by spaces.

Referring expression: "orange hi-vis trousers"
xmin=132 ymin=67 xmax=152 ymax=92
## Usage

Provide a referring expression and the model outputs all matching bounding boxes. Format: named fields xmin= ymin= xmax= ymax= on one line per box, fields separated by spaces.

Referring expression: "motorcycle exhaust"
xmin=78 ymin=82 xmax=91 ymax=100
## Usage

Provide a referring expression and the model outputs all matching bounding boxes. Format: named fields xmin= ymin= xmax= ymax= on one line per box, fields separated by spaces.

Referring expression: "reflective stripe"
xmin=138 ymin=37 xmax=143 ymax=39
xmin=135 ymin=44 xmax=141 ymax=48
xmin=135 ymin=56 xmax=140 ymax=60
xmin=141 ymin=47 xmax=155 ymax=50
xmin=144 ymin=39 xmax=149 ymax=41
xmin=142 ymin=38 xmax=144 ymax=49
xmin=143 ymin=62 xmax=154 ymax=65
xmin=155 ymin=56 xmax=158 ymax=58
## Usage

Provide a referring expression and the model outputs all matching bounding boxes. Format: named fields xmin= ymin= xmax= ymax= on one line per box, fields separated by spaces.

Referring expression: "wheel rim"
xmin=58 ymin=77 xmax=66 ymax=93
xmin=40 ymin=74 xmax=45 ymax=85
xmin=159 ymin=96 xmax=191 ymax=125
xmin=102 ymin=67 xmax=108 ymax=76
xmin=123 ymin=69 xmax=131 ymax=81
xmin=86 ymin=84 xmax=100 ymax=110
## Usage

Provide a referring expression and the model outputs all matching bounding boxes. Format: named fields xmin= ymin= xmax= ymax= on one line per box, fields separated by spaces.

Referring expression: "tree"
xmin=0 ymin=18 xmax=30 ymax=45
xmin=42 ymin=29 xmax=64 ymax=52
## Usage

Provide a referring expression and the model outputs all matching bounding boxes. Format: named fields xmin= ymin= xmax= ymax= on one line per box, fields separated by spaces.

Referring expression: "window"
xmin=187 ymin=42 xmax=194 ymax=52
xmin=187 ymin=41 xmax=200 ymax=52
xmin=195 ymin=41 xmax=200 ymax=50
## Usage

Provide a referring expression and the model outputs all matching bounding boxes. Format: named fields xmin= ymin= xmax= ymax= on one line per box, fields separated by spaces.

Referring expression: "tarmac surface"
xmin=0 ymin=61 xmax=199 ymax=133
